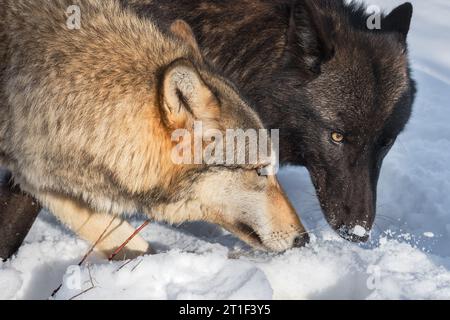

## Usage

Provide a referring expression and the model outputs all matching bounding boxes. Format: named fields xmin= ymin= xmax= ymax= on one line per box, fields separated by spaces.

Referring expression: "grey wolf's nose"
xmin=293 ymin=233 xmax=310 ymax=248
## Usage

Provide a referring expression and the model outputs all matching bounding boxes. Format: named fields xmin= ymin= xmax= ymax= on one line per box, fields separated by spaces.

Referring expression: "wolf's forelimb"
xmin=39 ymin=192 xmax=152 ymax=260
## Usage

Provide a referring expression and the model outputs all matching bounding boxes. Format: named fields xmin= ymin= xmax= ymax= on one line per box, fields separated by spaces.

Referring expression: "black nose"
xmin=293 ymin=233 xmax=310 ymax=248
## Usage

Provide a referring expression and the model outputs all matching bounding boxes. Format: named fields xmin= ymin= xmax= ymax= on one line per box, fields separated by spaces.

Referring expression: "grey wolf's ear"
xmin=170 ymin=20 xmax=204 ymax=62
xmin=383 ymin=2 xmax=413 ymax=41
xmin=161 ymin=59 xmax=219 ymax=128
xmin=286 ymin=0 xmax=335 ymax=76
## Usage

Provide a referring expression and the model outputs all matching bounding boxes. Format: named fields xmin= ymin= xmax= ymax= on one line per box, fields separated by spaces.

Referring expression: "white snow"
xmin=352 ymin=225 xmax=368 ymax=238
xmin=1 ymin=0 xmax=450 ymax=300
xmin=56 ymin=250 xmax=273 ymax=300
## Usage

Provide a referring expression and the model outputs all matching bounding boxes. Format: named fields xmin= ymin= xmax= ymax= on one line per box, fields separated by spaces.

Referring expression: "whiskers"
xmin=376 ymin=214 xmax=401 ymax=225
xmin=372 ymin=222 xmax=384 ymax=235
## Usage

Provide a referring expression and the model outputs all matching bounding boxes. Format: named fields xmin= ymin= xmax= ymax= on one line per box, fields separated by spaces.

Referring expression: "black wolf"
xmin=124 ymin=0 xmax=417 ymax=241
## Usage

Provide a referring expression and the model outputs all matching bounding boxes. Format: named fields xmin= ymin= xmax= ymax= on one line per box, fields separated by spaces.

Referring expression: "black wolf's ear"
xmin=383 ymin=3 xmax=413 ymax=42
xmin=170 ymin=20 xmax=204 ymax=63
xmin=161 ymin=59 xmax=219 ymax=129
xmin=286 ymin=0 xmax=335 ymax=76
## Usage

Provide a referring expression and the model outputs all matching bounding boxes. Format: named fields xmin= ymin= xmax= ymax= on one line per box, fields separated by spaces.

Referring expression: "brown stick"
xmin=68 ymin=286 xmax=95 ymax=300
xmin=78 ymin=217 xmax=116 ymax=266
xmin=108 ymin=220 xmax=151 ymax=261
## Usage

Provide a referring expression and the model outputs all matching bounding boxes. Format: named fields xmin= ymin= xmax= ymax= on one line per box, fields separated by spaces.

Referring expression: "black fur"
xmin=0 ymin=177 xmax=40 ymax=261
xmin=124 ymin=0 xmax=416 ymax=241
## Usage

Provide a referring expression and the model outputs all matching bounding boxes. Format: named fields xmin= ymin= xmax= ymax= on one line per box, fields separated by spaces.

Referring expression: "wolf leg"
xmin=0 ymin=170 xmax=41 ymax=261
xmin=40 ymin=192 xmax=153 ymax=260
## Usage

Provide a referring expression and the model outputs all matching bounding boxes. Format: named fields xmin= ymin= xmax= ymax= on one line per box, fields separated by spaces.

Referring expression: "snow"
xmin=1 ymin=0 xmax=450 ymax=300
xmin=352 ymin=225 xmax=367 ymax=238
xmin=56 ymin=250 xmax=273 ymax=300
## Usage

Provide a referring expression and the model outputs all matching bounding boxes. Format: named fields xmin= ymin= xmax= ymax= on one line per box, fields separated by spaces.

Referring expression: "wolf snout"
xmin=260 ymin=230 xmax=310 ymax=252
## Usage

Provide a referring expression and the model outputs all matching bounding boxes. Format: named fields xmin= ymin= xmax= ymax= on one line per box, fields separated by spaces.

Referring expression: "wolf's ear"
xmin=383 ymin=3 xmax=413 ymax=42
xmin=170 ymin=20 xmax=204 ymax=62
xmin=161 ymin=60 xmax=219 ymax=129
xmin=286 ymin=0 xmax=335 ymax=76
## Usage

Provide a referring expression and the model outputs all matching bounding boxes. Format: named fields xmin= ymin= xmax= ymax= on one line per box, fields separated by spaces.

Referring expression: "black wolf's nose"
xmin=338 ymin=227 xmax=370 ymax=243
xmin=293 ymin=233 xmax=310 ymax=248
xmin=347 ymin=233 xmax=369 ymax=243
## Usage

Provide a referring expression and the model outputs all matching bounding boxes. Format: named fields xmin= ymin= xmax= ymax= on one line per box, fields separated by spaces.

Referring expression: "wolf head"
xmin=152 ymin=21 xmax=309 ymax=251
xmin=278 ymin=1 xmax=416 ymax=241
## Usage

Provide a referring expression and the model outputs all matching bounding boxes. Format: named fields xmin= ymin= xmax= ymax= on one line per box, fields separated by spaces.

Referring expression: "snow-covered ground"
xmin=1 ymin=0 xmax=450 ymax=300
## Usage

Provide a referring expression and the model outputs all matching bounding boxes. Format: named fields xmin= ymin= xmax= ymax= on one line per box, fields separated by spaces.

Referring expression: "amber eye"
xmin=331 ymin=132 xmax=345 ymax=144
xmin=256 ymin=167 xmax=269 ymax=178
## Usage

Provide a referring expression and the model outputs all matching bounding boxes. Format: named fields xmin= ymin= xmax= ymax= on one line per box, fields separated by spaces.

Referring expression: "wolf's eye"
xmin=331 ymin=132 xmax=345 ymax=144
xmin=256 ymin=168 xmax=266 ymax=178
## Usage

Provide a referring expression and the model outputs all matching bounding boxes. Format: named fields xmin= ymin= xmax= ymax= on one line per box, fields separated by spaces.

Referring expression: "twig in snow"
xmin=68 ymin=286 xmax=96 ymax=301
xmin=114 ymin=259 xmax=134 ymax=273
xmin=87 ymin=263 xmax=95 ymax=288
xmin=51 ymin=217 xmax=116 ymax=298
xmin=108 ymin=220 xmax=151 ymax=261
xmin=79 ymin=217 xmax=117 ymax=266
xmin=131 ymin=260 xmax=143 ymax=273
xmin=67 ymin=263 xmax=97 ymax=300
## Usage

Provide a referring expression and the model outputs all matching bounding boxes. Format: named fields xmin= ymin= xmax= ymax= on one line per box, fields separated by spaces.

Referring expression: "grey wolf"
xmin=0 ymin=0 xmax=308 ymax=258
